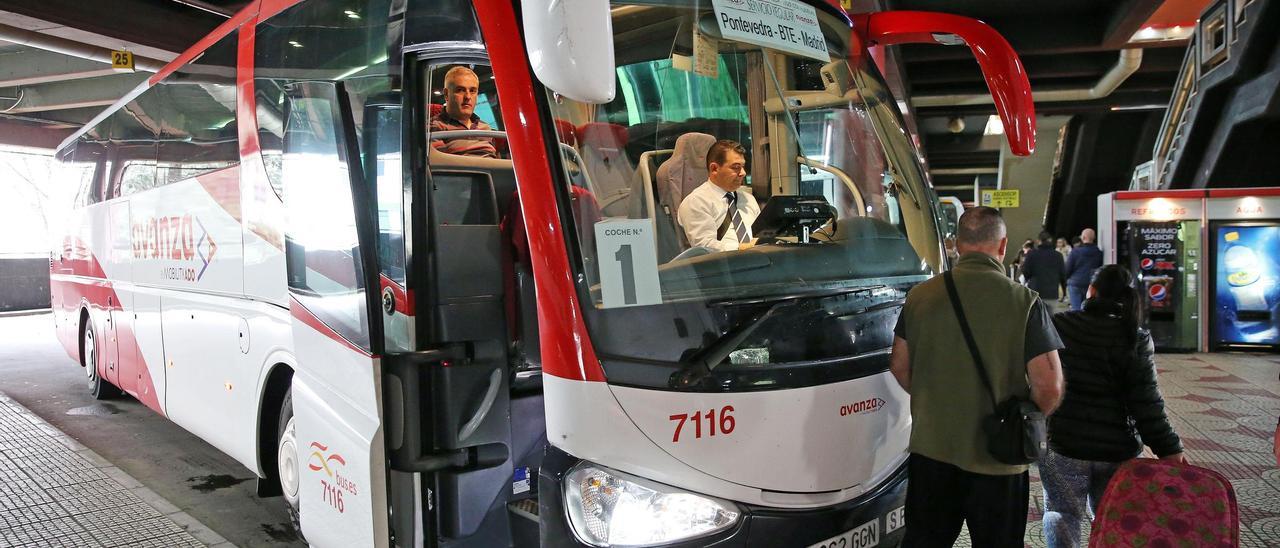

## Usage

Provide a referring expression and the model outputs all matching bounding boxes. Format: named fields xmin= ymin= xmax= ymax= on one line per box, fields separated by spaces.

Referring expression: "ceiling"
xmin=0 ymin=0 xmax=248 ymax=147
xmin=886 ymin=0 xmax=1210 ymax=194
xmin=2 ymin=0 xmax=1205 ymax=198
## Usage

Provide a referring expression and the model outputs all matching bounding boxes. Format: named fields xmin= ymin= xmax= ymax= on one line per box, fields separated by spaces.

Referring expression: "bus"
xmin=48 ymin=0 xmax=1035 ymax=545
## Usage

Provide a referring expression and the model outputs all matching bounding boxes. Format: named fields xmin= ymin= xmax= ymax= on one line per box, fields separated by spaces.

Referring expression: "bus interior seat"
xmin=627 ymin=148 xmax=673 ymax=219
xmin=577 ymin=122 xmax=634 ymax=217
xmin=553 ymin=119 xmax=579 ymax=148
xmin=425 ymin=149 xmax=512 ymax=345
xmin=652 ymin=132 xmax=715 ymax=262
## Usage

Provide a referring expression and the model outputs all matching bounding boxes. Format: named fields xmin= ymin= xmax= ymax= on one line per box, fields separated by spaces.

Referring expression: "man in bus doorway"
xmin=430 ymin=66 xmax=498 ymax=158
xmin=677 ymin=139 xmax=760 ymax=252
xmin=889 ymin=206 xmax=1065 ymax=547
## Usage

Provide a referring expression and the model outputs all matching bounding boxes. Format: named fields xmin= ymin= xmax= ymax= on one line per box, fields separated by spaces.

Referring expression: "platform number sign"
xmin=111 ymin=50 xmax=135 ymax=71
xmin=595 ymin=219 xmax=661 ymax=308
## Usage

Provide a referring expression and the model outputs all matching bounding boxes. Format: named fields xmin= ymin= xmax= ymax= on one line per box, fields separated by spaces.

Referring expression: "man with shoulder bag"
xmin=890 ymin=207 xmax=1066 ymax=547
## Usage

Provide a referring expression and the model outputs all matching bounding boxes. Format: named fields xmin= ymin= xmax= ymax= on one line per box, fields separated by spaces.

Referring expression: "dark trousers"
xmin=901 ymin=453 xmax=1029 ymax=548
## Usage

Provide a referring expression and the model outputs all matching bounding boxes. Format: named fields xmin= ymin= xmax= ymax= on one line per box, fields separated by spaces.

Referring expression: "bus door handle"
xmin=396 ymin=442 xmax=509 ymax=473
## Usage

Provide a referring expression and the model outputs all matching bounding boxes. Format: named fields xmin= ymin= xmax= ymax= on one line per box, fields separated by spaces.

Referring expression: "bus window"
xmin=282 ymin=87 xmax=371 ymax=348
xmin=153 ymin=30 xmax=239 ymax=187
xmin=542 ymin=1 xmax=941 ymax=385
xmin=425 ymin=63 xmax=505 ymax=158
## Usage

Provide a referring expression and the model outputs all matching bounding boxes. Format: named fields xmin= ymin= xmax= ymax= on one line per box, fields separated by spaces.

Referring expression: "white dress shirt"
xmin=677 ymin=180 xmax=760 ymax=252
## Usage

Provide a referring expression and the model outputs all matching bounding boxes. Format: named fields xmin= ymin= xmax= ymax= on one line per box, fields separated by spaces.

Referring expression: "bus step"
xmin=508 ymin=498 xmax=540 ymax=522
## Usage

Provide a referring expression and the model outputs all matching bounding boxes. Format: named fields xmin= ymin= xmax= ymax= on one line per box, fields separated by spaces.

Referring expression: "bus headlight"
xmin=564 ymin=463 xmax=741 ymax=546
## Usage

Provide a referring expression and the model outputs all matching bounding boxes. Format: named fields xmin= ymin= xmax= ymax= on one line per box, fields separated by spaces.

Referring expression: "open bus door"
xmin=375 ymin=54 xmax=540 ymax=547
xmin=278 ymin=80 xmax=392 ymax=546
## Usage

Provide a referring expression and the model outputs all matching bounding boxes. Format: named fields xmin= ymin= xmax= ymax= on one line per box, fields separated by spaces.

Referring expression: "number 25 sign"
xmin=594 ymin=219 xmax=661 ymax=308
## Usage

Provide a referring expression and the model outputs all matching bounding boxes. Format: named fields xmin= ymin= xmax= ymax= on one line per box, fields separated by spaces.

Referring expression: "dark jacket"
xmin=1048 ymin=300 xmax=1183 ymax=462
xmin=1022 ymin=244 xmax=1065 ymax=299
xmin=1065 ymin=243 xmax=1103 ymax=287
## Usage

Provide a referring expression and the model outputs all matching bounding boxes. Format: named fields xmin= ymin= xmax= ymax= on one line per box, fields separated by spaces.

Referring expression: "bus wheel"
xmin=82 ymin=318 xmax=120 ymax=400
xmin=277 ymin=388 xmax=303 ymax=537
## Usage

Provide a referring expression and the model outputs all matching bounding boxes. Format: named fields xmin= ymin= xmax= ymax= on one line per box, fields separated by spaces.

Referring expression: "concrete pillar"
xmin=997 ymin=115 xmax=1071 ymax=265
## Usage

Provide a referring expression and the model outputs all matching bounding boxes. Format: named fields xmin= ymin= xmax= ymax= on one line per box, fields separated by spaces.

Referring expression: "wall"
xmin=997 ymin=115 xmax=1071 ymax=263
xmin=0 ymin=257 xmax=50 ymax=312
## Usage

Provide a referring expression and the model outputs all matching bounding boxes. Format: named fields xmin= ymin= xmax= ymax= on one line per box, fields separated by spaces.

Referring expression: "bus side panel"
xmin=105 ymin=200 xmax=135 ymax=394
xmin=291 ymin=321 xmax=389 ymax=548
xmin=49 ymin=204 xmax=93 ymax=362
xmin=132 ymin=169 xmax=260 ymax=469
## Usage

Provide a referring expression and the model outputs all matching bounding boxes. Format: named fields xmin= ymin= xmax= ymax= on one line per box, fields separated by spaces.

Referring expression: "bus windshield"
xmin=545 ymin=0 xmax=943 ymax=390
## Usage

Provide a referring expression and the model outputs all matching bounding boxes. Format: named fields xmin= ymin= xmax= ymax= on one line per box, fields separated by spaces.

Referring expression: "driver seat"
xmin=652 ymin=132 xmax=716 ymax=262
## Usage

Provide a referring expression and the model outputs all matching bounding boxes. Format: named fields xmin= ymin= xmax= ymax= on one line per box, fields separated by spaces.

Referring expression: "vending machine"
xmin=1099 ymin=188 xmax=1280 ymax=353
xmin=1119 ymin=220 xmax=1202 ymax=352
xmin=1206 ymin=190 xmax=1280 ymax=351
xmin=1100 ymin=191 xmax=1204 ymax=352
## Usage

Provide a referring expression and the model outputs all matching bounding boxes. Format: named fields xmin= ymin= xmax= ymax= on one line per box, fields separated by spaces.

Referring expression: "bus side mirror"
xmin=521 ymin=0 xmax=616 ymax=103
xmin=856 ymin=11 xmax=1036 ymax=156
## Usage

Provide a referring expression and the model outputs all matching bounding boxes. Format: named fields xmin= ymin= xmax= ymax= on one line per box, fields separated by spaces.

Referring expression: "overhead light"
xmin=288 ymin=40 xmax=303 ymax=48
xmin=344 ymin=10 xmax=360 ymax=19
xmin=1129 ymin=24 xmax=1194 ymax=43
xmin=983 ymin=115 xmax=1004 ymax=136
xmin=947 ymin=116 xmax=966 ymax=133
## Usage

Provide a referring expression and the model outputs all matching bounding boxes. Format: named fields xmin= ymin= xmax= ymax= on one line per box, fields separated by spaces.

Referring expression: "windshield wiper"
xmin=669 ymin=286 xmax=884 ymax=388
xmin=670 ymin=298 xmax=797 ymax=389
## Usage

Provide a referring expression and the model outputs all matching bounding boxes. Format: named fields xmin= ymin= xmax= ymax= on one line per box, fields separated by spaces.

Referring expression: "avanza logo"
xmin=309 ymin=441 xmax=358 ymax=514
xmin=131 ymin=214 xmax=218 ymax=281
xmin=307 ymin=441 xmax=347 ymax=476
xmin=839 ymin=397 xmax=886 ymax=416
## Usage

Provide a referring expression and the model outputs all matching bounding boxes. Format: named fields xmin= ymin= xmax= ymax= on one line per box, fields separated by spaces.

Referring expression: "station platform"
xmin=960 ymin=351 xmax=1280 ymax=547
xmin=0 ymin=392 xmax=229 ymax=547
xmin=0 ymin=307 xmax=1276 ymax=547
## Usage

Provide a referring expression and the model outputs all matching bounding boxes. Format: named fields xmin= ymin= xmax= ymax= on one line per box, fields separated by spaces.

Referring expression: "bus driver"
xmin=677 ymin=139 xmax=760 ymax=252
xmin=429 ymin=66 xmax=499 ymax=158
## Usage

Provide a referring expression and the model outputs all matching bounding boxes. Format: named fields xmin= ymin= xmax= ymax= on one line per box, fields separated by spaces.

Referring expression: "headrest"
xmin=672 ymin=132 xmax=716 ymax=169
xmin=429 ymin=104 xmax=444 ymax=117
xmin=554 ymin=119 xmax=579 ymax=147
xmin=656 ymin=132 xmax=716 ymax=207
xmin=578 ymin=122 xmax=628 ymax=149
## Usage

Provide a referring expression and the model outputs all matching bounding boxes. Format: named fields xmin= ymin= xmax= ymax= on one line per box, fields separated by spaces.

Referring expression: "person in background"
xmin=1065 ymin=228 xmax=1103 ymax=310
xmin=1056 ymin=237 xmax=1072 ymax=303
xmin=1071 ymin=236 xmax=1082 ymax=248
xmin=1041 ymin=264 xmax=1186 ymax=548
xmin=1022 ymin=231 xmax=1066 ymax=302
xmin=1014 ymin=239 xmax=1034 ymax=283
xmin=429 ymin=66 xmax=498 ymax=158
xmin=890 ymin=207 xmax=1064 ymax=548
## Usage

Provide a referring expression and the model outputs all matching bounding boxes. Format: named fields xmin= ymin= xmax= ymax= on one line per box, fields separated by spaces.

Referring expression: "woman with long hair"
xmin=1040 ymin=264 xmax=1187 ymax=548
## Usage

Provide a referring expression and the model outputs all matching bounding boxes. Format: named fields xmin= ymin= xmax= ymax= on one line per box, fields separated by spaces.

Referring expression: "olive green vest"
xmin=901 ymin=252 xmax=1038 ymax=475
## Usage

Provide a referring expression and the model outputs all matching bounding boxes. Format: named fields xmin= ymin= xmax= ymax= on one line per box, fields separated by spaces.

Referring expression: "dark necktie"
xmin=716 ymin=191 xmax=748 ymax=243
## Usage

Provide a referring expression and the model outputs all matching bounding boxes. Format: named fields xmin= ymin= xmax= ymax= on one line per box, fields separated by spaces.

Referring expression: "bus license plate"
xmin=806 ymin=518 xmax=878 ymax=548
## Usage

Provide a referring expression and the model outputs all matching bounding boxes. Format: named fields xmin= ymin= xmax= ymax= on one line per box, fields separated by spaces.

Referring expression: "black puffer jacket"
xmin=1049 ymin=299 xmax=1184 ymax=462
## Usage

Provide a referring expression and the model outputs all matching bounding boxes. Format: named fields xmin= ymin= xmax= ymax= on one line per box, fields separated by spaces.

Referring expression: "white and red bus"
xmin=49 ymin=0 xmax=1034 ymax=545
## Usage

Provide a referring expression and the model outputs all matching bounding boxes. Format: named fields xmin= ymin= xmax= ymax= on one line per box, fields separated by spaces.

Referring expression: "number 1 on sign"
xmin=614 ymin=244 xmax=636 ymax=304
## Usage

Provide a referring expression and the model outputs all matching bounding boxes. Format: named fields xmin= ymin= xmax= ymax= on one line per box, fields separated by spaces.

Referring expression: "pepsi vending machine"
xmin=1120 ymin=221 xmax=1201 ymax=351
xmin=1209 ymin=222 xmax=1280 ymax=351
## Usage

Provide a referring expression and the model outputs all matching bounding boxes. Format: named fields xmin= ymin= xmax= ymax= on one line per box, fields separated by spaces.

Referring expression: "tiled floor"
xmin=951 ymin=351 xmax=1280 ymax=547
xmin=0 ymin=393 xmax=229 ymax=547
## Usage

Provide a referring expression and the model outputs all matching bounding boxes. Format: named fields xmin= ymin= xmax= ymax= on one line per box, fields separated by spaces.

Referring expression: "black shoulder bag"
xmin=944 ymin=271 xmax=1048 ymax=465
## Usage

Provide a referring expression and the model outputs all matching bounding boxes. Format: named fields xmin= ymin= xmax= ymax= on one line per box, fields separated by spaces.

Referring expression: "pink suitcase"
xmin=1088 ymin=459 xmax=1238 ymax=548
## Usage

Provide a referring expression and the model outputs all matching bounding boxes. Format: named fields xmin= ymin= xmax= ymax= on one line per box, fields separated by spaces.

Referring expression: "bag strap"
xmin=944 ymin=271 xmax=999 ymax=409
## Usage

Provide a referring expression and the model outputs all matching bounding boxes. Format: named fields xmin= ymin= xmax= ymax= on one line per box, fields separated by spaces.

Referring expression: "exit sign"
xmin=981 ymin=189 xmax=1020 ymax=208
